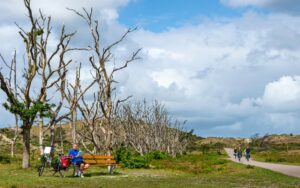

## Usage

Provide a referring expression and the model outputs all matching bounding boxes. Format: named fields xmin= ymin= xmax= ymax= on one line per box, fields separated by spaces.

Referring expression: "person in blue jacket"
xmin=69 ymin=144 xmax=89 ymax=177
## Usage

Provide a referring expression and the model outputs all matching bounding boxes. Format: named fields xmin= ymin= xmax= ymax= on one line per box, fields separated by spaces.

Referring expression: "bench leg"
xmin=108 ymin=165 xmax=115 ymax=175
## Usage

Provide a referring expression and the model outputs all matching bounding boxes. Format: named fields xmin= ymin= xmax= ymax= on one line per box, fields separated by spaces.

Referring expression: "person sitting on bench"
xmin=68 ymin=144 xmax=90 ymax=177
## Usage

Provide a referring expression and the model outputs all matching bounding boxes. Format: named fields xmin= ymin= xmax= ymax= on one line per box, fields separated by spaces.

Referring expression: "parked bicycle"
xmin=38 ymin=147 xmax=53 ymax=176
xmin=37 ymin=146 xmax=72 ymax=177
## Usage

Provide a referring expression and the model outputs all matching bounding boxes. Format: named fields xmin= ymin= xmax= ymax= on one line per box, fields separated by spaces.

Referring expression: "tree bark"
xmin=22 ymin=125 xmax=31 ymax=168
xmin=72 ymin=109 xmax=77 ymax=144
xmin=39 ymin=118 xmax=44 ymax=155
xmin=11 ymin=142 xmax=15 ymax=158
xmin=11 ymin=121 xmax=18 ymax=157
xmin=50 ymin=124 xmax=55 ymax=150
xmin=59 ymin=122 xmax=64 ymax=154
xmin=11 ymin=50 xmax=18 ymax=158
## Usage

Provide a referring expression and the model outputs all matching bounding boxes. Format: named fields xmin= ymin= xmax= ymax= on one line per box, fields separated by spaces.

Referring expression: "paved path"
xmin=224 ymin=148 xmax=300 ymax=178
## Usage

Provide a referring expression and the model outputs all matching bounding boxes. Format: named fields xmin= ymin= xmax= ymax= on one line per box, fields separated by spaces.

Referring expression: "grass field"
xmin=252 ymin=149 xmax=300 ymax=166
xmin=0 ymin=151 xmax=300 ymax=188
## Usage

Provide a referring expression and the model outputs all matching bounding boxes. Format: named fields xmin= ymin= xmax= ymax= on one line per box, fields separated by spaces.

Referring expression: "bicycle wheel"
xmin=38 ymin=161 xmax=46 ymax=176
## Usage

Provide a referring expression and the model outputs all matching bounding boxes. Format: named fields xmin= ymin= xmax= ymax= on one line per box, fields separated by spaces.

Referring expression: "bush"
xmin=277 ymin=158 xmax=286 ymax=162
xmin=200 ymin=144 xmax=210 ymax=154
xmin=265 ymin=158 xmax=274 ymax=162
xmin=0 ymin=155 xmax=11 ymax=164
xmin=246 ymin=165 xmax=254 ymax=169
xmin=115 ymin=147 xmax=149 ymax=169
xmin=146 ymin=151 xmax=170 ymax=160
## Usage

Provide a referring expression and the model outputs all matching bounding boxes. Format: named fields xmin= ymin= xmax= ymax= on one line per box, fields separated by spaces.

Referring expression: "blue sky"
xmin=1 ymin=0 xmax=300 ymax=137
xmin=118 ymin=0 xmax=247 ymax=31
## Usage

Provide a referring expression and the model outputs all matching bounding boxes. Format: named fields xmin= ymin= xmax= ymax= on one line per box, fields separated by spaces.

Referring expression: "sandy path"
xmin=224 ymin=148 xmax=300 ymax=178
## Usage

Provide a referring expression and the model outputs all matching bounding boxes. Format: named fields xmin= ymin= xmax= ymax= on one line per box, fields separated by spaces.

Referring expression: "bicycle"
xmin=245 ymin=153 xmax=250 ymax=161
xmin=37 ymin=147 xmax=72 ymax=177
xmin=38 ymin=147 xmax=53 ymax=176
xmin=237 ymin=153 xmax=242 ymax=161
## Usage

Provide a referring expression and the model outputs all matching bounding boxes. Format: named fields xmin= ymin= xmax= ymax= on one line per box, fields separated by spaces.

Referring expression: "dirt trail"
xmin=225 ymin=148 xmax=300 ymax=178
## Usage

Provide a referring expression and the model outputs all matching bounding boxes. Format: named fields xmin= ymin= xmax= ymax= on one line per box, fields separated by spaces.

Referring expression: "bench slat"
xmin=84 ymin=160 xmax=116 ymax=164
xmin=89 ymin=163 xmax=117 ymax=166
xmin=83 ymin=155 xmax=114 ymax=159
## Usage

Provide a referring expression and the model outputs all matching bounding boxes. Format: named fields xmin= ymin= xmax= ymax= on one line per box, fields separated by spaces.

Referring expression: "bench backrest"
xmin=82 ymin=155 xmax=116 ymax=165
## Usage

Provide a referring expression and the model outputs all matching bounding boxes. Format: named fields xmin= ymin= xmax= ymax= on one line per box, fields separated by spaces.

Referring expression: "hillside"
xmin=259 ymin=134 xmax=300 ymax=145
xmin=1 ymin=124 xmax=300 ymax=154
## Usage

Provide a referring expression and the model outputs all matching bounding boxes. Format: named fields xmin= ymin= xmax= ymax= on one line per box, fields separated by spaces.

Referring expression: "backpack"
xmin=246 ymin=148 xmax=250 ymax=154
xmin=60 ymin=156 xmax=70 ymax=169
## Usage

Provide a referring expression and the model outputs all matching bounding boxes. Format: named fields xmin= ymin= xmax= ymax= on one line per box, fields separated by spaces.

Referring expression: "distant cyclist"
xmin=245 ymin=146 xmax=251 ymax=161
xmin=237 ymin=147 xmax=242 ymax=161
xmin=233 ymin=148 xmax=238 ymax=159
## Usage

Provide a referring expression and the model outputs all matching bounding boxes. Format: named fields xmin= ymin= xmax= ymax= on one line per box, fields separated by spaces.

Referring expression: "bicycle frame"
xmin=38 ymin=148 xmax=72 ymax=177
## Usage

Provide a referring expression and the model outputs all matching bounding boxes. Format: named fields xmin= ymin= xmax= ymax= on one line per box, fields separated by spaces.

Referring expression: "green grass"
xmin=0 ymin=151 xmax=300 ymax=188
xmin=252 ymin=149 xmax=300 ymax=166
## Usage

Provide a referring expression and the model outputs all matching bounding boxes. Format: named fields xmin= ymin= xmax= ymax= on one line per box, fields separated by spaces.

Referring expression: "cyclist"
xmin=245 ymin=146 xmax=251 ymax=161
xmin=233 ymin=147 xmax=237 ymax=159
xmin=237 ymin=147 xmax=242 ymax=161
xmin=69 ymin=144 xmax=89 ymax=177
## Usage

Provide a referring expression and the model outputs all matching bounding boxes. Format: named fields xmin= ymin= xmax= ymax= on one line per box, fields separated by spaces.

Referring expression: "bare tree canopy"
xmin=0 ymin=1 xmax=191 ymax=170
xmin=0 ymin=0 xmax=76 ymax=168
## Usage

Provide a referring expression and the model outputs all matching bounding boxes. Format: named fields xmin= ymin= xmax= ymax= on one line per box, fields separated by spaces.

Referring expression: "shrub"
xmin=277 ymin=158 xmax=286 ymax=162
xmin=146 ymin=151 xmax=170 ymax=160
xmin=115 ymin=147 xmax=149 ymax=169
xmin=0 ymin=155 xmax=11 ymax=164
xmin=265 ymin=158 xmax=274 ymax=162
xmin=200 ymin=144 xmax=210 ymax=154
xmin=246 ymin=165 xmax=254 ymax=169
xmin=213 ymin=159 xmax=226 ymax=165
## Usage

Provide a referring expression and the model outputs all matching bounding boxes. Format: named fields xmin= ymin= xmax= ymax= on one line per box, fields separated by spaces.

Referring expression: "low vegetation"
xmin=252 ymin=150 xmax=300 ymax=165
xmin=250 ymin=134 xmax=300 ymax=165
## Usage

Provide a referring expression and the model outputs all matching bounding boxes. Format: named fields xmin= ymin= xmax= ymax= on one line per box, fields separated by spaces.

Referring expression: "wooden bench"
xmin=82 ymin=155 xmax=117 ymax=174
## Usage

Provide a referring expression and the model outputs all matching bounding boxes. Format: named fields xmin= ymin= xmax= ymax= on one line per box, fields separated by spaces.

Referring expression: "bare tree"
xmin=119 ymin=101 xmax=189 ymax=157
xmin=0 ymin=50 xmax=19 ymax=157
xmin=0 ymin=0 xmax=76 ymax=168
xmin=69 ymin=8 xmax=141 ymax=155
xmin=63 ymin=64 xmax=96 ymax=144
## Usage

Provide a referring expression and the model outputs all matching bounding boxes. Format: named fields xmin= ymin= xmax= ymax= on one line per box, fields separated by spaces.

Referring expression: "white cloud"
xmin=257 ymin=76 xmax=300 ymax=112
xmin=221 ymin=0 xmax=300 ymax=14
xmin=0 ymin=0 xmax=131 ymax=127
xmin=0 ymin=0 xmax=129 ymax=22
xmin=117 ymin=12 xmax=300 ymax=137
xmin=1 ymin=1 xmax=300 ymax=137
xmin=221 ymin=0 xmax=267 ymax=7
xmin=213 ymin=122 xmax=242 ymax=132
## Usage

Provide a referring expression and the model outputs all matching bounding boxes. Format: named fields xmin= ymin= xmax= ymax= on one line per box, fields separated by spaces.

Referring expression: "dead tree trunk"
xmin=59 ymin=121 xmax=64 ymax=154
xmin=22 ymin=123 xmax=31 ymax=168
xmin=9 ymin=50 xmax=18 ymax=157
xmin=39 ymin=118 xmax=44 ymax=155
xmin=69 ymin=8 xmax=140 ymax=157
xmin=71 ymin=104 xmax=77 ymax=144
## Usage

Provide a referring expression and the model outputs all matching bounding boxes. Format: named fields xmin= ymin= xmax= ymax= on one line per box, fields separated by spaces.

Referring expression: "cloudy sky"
xmin=1 ymin=0 xmax=300 ymax=137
